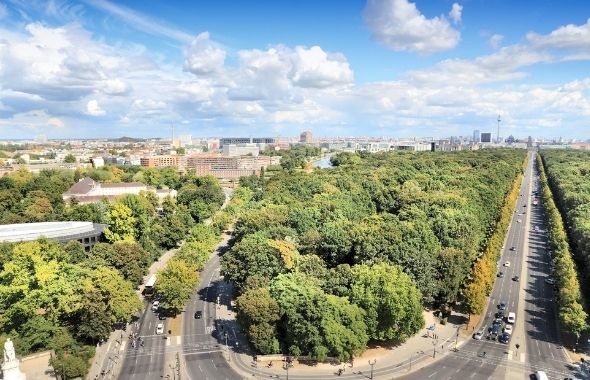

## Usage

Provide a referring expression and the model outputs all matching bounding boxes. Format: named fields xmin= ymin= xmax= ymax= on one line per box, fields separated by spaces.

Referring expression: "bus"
xmin=144 ymin=274 xmax=156 ymax=296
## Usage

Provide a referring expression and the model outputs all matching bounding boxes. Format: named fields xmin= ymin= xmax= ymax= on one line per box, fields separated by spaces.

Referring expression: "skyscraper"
xmin=473 ymin=129 xmax=480 ymax=143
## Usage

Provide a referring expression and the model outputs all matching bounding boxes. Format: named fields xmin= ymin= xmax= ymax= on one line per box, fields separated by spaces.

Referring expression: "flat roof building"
xmin=0 ymin=221 xmax=105 ymax=250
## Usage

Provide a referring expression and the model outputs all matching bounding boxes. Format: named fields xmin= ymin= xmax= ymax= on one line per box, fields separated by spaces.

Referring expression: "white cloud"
xmin=86 ymin=99 xmax=105 ymax=116
xmin=101 ymin=79 xmax=131 ymax=95
xmin=488 ymin=34 xmax=504 ymax=49
xmin=290 ymin=46 xmax=354 ymax=88
xmin=449 ymin=3 xmax=462 ymax=24
xmin=48 ymin=117 xmax=64 ymax=128
xmin=184 ymin=32 xmax=226 ymax=75
xmin=363 ymin=0 xmax=461 ymax=54
xmin=83 ymin=0 xmax=193 ymax=43
xmin=526 ymin=18 xmax=590 ymax=50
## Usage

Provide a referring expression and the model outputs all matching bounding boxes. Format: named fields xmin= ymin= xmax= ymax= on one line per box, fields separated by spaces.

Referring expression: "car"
xmin=517 ymin=219 xmax=522 ymax=223
xmin=194 ymin=310 xmax=202 ymax=319
xmin=534 ymin=226 xmax=539 ymax=232
xmin=473 ymin=329 xmax=485 ymax=340
xmin=498 ymin=302 xmax=507 ymax=310
xmin=510 ymin=246 xmax=516 ymax=251
xmin=495 ymin=310 xmax=505 ymax=319
xmin=503 ymin=325 xmax=513 ymax=334
xmin=156 ymin=323 xmax=164 ymax=335
xmin=493 ymin=318 xmax=503 ymax=327
xmin=158 ymin=311 xmax=167 ymax=320
xmin=523 ymin=204 xmax=527 ymax=207
xmin=498 ymin=332 xmax=510 ymax=344
xmin=507 ymin=312 xmax=516 ymax=324
xmin=533 ymin=370 xmax=548 ymax=380
xmin=504 ymin=261 xmax=511 ymax=267
xmin=513 ymin=276 xmax=519 ymax=282
xmin=545 ymin=278 xmax=556 ymax=285
xmin=151 ymin=301 xmax=160 ymax=311
xmin=489 ymin=324 xmax=500 ymax=340
xmin=497 ymin=271 xmax=504 ymax=278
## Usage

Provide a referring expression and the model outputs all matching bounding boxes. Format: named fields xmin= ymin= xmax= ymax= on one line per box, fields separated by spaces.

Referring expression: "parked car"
xmin=545 ymin=278 xmax=555 ymax=285
xmin=498 ymin=332 xmax=510 ymax=344
xmin=507 ymin=312 xmax=516 ymax=324
xmin=473 ymin=329 xmax=485 ymax=340
xmin=152 ymin=301 xmax=160 ymax=311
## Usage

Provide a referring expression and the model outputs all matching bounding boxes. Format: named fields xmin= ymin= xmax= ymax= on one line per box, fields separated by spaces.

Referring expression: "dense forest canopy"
xmin=225 ymin=149 xmax=526 ymax=359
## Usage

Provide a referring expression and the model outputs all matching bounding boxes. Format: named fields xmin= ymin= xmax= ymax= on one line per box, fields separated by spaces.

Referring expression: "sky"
xmin=0 ymin=0 xmax=590 ymax=140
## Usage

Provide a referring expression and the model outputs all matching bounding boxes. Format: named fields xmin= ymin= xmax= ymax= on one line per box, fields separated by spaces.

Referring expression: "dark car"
xmin=194 ymin=310 xmax=202 ymax=319
xmin=498 ymin=332 xmax=510 ymax=344
xmin=497 ymin=271 xmax=504 ymax=278
xmin=489 ymin=324 xmax=500 ymax=340
xmin=513 ymin=276 xmax=519 ymax=282
xmin=510 ymin=246 xmax=516 ymax=251
xmin=498 ymin=302 xmax=507 ymax=311
xmin=495 ymin=310 xmax=505 ymax=319
xmin=158 ymin=311 xmax=167 ymax=320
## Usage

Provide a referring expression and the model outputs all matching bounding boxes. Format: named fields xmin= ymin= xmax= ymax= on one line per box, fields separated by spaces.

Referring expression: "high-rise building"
xmin=481 ymin=132 xmax=492 ymax=143
xmin=300 ymin=131 xmax=313 ymax=143
xmin=473 ymin=129 xmax=480 ymax=143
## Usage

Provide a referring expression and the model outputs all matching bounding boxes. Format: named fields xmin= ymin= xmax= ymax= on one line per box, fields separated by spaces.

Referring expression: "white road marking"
xmin=166 ymin=338 xmax=171 ymax=346
xmin=520 ymin=353 xmax=525 ymax=363
xmin=428 ymin=371 xmax=437 ymax=378
xmin=177 ymin=336 xmax=181 ymax=345
xmin=119 ymin=341 xmax=126 ymax=351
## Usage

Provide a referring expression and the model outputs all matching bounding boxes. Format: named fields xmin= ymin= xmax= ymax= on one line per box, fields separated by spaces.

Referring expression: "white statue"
xmin=4 ymin=338 xmax=15 ymax=362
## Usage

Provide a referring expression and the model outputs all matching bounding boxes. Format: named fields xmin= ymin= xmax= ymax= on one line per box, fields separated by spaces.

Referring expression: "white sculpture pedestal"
xmin=1 ymin=358 xmax=26 ymax=380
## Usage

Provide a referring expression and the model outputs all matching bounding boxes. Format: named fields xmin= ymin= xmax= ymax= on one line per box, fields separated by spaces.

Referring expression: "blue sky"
xmin=0 ymin=0 xmax=589 ymax=140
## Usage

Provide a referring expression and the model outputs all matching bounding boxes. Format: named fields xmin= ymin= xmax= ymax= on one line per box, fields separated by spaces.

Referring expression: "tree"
xmin=104 ymin=203 xmax=136 ymax=242
xmin=63 ymin=154 xmax=76 ymax=163
xmin=74 ymin=288 xmax=113 ymax=340
xmin=236 ymin=287 xmax=280 ymax=354
xmin=155 ymin=259 xmax=199 ymax=314
xmin=348 ymin=263 xmax=424 ymax=342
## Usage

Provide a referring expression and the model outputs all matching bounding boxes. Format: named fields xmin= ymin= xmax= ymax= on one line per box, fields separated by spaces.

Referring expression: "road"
xmin=400 ymin=151 xmax=572 ymax=380
xmin=182 ymin=231 xmax=242 ymax=380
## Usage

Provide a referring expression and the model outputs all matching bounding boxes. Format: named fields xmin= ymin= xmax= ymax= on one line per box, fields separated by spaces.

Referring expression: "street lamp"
xmin=432 ymin=339 xmax=438 ymax=358
xmin=224 ymin=332 xmax=230 ymax=362
xmin=368 ymin=359 xmax=376 ymax=380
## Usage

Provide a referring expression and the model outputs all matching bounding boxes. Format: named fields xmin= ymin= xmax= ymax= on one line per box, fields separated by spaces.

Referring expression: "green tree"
xmin=236 ymin=287 xmax=280 ymax=354
xmin=63 ymin=154 xmax=76 ymax=163
xmin=155 ymin=259 xmax=199 ymax=314
xmin=104 ymin=203 xmax=136 ymax=242
xmin=348 ymin=263 xmax=424 ymax=342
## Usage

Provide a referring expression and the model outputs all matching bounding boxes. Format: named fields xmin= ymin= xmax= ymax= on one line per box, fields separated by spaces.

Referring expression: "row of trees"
xmin=538 ymin=152 xmax=588 ymax=338
xmin=154 ymin=186 xmax=255 ymax=315
xmin=0 ymin=239 xmax=142 ymax=377
xmin=224 ymin=149 xmax=526 ymax=359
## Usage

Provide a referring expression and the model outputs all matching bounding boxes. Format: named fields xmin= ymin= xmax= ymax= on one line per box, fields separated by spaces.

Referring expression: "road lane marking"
xmin=166 ymin=338 xmax=171 ymax=346
xmin=428 ymin=371 xmax=437 ymax=378
xmin=520 ymin=353 xmax=525 ymax=363
xmin=177 ymin=336 xmax=181 ymax=345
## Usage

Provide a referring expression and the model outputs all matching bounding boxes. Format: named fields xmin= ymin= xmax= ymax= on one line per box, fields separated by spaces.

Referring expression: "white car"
xmin=504 ymin=325 xmax=513 ymax=334
xmin=156 ymin=323 xmax=164 ymax=335
xmin=517 ymin=219 xmax=522 ymax=223
xmin=507 ymin=312 xmax=516 ymax=324
xmin=504 ymin=261 xmax=511 ymax=267
xmin=152 ymin=301 xmax=160 ymax=311
xmin=473 ymin=329 xmax=485 ymax=340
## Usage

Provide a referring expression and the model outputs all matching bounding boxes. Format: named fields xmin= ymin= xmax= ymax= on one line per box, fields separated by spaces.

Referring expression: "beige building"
xmin=140 ymin=155 xmax=186 ymax=169
xmin=62 ymin=177 xmax=176 ymax=204
xmin=186 ymin=154 xmax=280 ymax=180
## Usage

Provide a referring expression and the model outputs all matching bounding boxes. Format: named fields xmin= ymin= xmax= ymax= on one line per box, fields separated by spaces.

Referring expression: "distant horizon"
xmin=1 ymin=1 xmax=590 ymax=139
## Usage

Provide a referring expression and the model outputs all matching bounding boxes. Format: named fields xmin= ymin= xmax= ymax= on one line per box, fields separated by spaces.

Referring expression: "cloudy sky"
xmin=1 ymin=0 xmax=589 ymax=139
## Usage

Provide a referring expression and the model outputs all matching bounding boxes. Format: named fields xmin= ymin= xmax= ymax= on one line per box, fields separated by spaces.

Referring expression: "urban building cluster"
xmin=1 ymin=131 xmax=589 ymax=180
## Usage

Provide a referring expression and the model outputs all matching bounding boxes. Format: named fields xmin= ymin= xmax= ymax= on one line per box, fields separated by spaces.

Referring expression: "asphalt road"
xmin=182 ymin=232 xmax=241 ymax=380
xmin=400 ymin=151 xmax=572 ymax=380
xmin=117 ymin=298 xmax=167 ymax=379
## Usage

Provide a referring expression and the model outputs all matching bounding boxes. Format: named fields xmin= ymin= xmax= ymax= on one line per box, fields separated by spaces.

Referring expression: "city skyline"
xmin=1 ymin=0 xmax=590 ymax=139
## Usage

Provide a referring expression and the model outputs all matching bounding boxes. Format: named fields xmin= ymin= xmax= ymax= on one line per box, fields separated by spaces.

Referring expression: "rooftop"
xmin=0 ymin=222 xmax=105 ymax=243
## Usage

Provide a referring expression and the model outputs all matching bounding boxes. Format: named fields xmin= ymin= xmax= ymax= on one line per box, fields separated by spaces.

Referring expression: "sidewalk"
xmin=227 ymin=310 xmax=471 ymax=379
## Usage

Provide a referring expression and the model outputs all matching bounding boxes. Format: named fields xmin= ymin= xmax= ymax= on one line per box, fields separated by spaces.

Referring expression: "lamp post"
xmin=368 ymin=359 xmax=376 ymax=380
xmin=432 ymin=339 xmax=438 ymax=358
xmin=224 ymin=332 xmax=230 ymax=362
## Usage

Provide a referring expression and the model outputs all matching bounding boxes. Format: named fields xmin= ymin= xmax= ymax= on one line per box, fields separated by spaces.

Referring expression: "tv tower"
xmin=497 ymin=114 xmax=501 ymax=144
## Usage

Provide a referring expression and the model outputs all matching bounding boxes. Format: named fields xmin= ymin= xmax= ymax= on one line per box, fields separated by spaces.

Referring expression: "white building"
xmin=62 ymin=177 xmax=176 ymax=205
xmin=222 ymin=144 xmax=260 ymax=157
